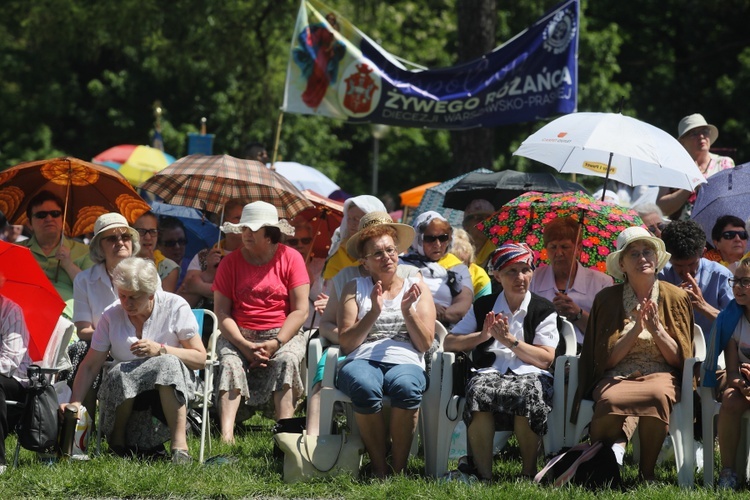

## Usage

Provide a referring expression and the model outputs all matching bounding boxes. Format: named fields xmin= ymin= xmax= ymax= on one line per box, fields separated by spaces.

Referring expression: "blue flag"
xmin=283 ymin=0 xmax=578 ymax=129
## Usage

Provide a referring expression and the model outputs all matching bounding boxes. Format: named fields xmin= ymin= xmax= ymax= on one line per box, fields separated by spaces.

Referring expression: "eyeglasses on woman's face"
xmin=134 ymin=228 xmax=158 ymax=237
xmin=365 ymin=246 xmax=398 ymax=260
xmin=686 ymin=127 xmax=711 ymax=139
xmin=102 ymin=232 xmax=133 ymax=244
xmin=729 ymin=277 xmax=750 ymax=289
xmin=625 ymin=248 xmax=656 ymax=261
xmin=423 ymin=233 xmax=450 ymax=244
xmin=721 ymin=230 xmax=749 ymax=241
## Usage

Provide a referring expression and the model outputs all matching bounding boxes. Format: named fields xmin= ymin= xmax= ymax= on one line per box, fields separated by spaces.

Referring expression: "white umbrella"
xmin=513 ymin=112 xmax=706 ymax=192
xmin=270 ymin=161 xmax=340 ymax=197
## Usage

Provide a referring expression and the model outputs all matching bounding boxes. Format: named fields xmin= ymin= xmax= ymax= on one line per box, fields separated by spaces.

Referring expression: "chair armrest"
xmin=321 ymin=345 xmax=342 ymax=389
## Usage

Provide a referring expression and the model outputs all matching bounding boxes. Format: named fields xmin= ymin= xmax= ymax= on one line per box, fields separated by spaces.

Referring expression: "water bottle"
xmin=59 ymin=404 xmax=79 ymax=458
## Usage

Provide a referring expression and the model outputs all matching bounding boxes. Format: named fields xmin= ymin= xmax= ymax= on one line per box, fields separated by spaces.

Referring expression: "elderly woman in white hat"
xmin=62 ymin=213 xmax=142 ymax=416
xmin=213 ymin=201 xmax=310 ymax=444
xmin=657 ymin=113 xmax=735 ymax=220
xmin=571 ymin=227 xmax=694 ymax=481
xmin=336 ymin=215 xmax=435 ymax=478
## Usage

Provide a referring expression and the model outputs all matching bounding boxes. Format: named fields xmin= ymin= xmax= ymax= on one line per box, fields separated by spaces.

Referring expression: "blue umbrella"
xmin=692 ymin=163 xmax=750 ymax=244
xmin=413 ymin=168 xmax=493 ymax=227
xmin=150 ymin=201 xmax=220 ymax=259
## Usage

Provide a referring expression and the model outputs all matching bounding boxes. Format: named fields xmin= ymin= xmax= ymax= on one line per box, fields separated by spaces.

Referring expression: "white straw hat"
xmin=677 ymin=113 xmax=718 ymax=143
xmin=606 ymin=226 xmax=671 ymax=280
xmin=221 ymin=201 xmax=294 ymax=236
xmin=90 ymin=213 xmax=139 ymax=248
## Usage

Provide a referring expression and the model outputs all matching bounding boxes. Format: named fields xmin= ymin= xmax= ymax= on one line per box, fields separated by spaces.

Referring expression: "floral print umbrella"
xmin=477 ymin=191 xmax=644 ymax=273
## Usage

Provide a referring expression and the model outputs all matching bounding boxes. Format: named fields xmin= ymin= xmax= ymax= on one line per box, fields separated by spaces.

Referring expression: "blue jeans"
xmin=336 ymin=359 xmax=426 ymax=414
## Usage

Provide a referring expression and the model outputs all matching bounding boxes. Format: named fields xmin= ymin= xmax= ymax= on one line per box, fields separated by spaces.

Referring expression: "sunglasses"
xmin=423 ymin=234 xmax=450 ymax=244
xmin=647 ymin=222 xmax=668 ymax=234
xmin=102 ymin=233 xmax=133 ymax=244
xmin=31 ymin=210 xmax=62 ymax=219
xmin=286 ymin=237 xmax=313 ymax=246
xmin=728 ymin=277 xmax=750 ymax=289
xmin=161 ymin=238 xmax=187 ymax=247
xmin=686 ymin=127 xmax=712 ymax=138
xmin=721 ymin=230 xmax=749 ymax=240
xmin=135 ymin=228 xmax=158 ymax=237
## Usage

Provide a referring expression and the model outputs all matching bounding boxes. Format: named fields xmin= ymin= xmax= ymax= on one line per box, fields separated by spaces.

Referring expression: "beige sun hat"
xmin=221 ymin=201 xmax=294 ymax=236
xmin=346 ymin=211 xmax=415 ymax=259
xmin=606 ymin=226 xmax=671 ymax=280
xmin=677 ymin=113 xmax=719 ymax=143
xmin=90 ymin=213 xmax=139 ymax=248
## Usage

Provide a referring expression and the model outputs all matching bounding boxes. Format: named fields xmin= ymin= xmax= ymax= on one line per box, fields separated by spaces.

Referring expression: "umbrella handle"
xmin=563 ymin=216 xmax=585 ymax=293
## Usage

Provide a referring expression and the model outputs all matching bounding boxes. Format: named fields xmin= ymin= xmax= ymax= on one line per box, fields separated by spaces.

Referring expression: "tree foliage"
xmin=1 ymin=0 xmax=749 ymax=203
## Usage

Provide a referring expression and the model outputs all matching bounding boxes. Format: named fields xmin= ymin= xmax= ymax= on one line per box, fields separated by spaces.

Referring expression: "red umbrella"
xmin=296 ymin=190 xmax=344 ymax=259
xmin=0 ymin=240 xmax=65 ymax=361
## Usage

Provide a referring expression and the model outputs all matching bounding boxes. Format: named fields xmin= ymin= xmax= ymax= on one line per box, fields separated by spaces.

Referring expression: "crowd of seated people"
xmin=3 ymin=112 xmax=750 ymax=487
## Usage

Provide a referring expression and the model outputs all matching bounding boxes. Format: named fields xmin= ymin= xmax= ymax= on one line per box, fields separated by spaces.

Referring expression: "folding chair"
xmin=10 ymin=316 xmax=75 ymax=467
xmin=94 ymin=309 xmax=220 ymax=463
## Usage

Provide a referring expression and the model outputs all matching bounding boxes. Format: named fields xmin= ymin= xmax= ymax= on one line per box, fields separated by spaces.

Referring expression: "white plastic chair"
xmin=423 ymin=318 xmax=577 ymax=478
xmin=701 ymin=341 xmax=750 ymax=486
xmin=564 ymin=324 xmax=705 ymax=488
xmin=316 ymin=321 xmax=448 ymax=464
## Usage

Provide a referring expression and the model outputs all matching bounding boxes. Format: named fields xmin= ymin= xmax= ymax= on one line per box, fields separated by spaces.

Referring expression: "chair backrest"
xmin=559 ymin=318 xmax=577 ymax=356
xmin=692 ymin=323 xmax=706 ymax=361
xmin=435 ymin=321 xmax=449 ymax=348
xmin=40 ymin=317 xmax=75 ymax=371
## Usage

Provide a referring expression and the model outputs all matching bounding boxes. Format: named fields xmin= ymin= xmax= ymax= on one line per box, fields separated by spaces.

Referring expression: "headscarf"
xmin=401 ymin=211 xmax=462 ymax=297
xmin=408 ymin=211 xmax=451 ymax=257
xmin=488 ymin=242 xmax=536 ymax=272
xmin=326 ymin=195 xmax=387 ymax=260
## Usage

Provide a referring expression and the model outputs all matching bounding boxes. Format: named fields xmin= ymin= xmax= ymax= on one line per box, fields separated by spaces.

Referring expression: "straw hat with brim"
xmin=221 ymin=201 xmax=294 ymax=236
xmin=346 ymin=211 xmax=415 ymax=259
xmin=677 ymin=113 xmax=719 ymax=144
xmin=606 ymin=226 xmax=671 ymax=281
xmin=89 ymin=213 xmax=139 ymax=249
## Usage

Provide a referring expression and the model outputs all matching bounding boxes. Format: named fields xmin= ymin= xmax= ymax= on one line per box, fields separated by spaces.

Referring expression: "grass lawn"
xmin=1 ymin=415 xmax=747 ymax=499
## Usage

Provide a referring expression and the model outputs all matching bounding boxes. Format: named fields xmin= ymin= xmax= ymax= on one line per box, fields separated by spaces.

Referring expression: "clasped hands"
xmin=241 ymin=339 xmax=281 ymax=368
xmin=731 ymin=363 xmax=750 ymax=397
xmin=482 ymin=311 xmax=517 ymax=349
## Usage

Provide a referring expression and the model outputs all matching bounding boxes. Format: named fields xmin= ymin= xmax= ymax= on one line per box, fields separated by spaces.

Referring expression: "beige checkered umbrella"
xmin=140 ymin=154 xmax=313 ymax=218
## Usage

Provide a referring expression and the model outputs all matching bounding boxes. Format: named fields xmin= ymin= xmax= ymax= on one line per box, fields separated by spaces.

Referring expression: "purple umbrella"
xmin=692 ymin=163 xmax=750 ymax=244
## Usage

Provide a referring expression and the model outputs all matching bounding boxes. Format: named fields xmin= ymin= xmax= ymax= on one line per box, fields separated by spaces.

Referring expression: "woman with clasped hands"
xmin=68 ymin=257 xmax=206 ymax=462
xmin=444 ymin=243 xmax=559 ymax=481
xmin=213 ymin=201 xmax=310 ymax=444
xmin=571 ymin=227 xmax=693 ymax=481
xmin=336 ymin=219 xmax=435 ymax=478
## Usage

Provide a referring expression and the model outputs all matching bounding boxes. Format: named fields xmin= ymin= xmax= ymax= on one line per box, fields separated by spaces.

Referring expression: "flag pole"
xmin=271 ymin=112 xmax=285 ymax=170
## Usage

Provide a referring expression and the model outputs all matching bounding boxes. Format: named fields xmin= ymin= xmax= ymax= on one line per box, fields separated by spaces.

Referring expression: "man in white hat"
xmin=657 ymin=113 xmax=735 ymax=220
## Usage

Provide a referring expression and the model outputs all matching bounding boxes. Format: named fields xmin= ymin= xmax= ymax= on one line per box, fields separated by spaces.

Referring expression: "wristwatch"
xmin=275 ymin=338 xmax=284 ymax=349
xmin=158 ymin=343 xmax=167 ymax=356
xmin=570 ymin=308 xmax=583 ymax=322
xmin=509 ymin=339 xmax=520 ymax=349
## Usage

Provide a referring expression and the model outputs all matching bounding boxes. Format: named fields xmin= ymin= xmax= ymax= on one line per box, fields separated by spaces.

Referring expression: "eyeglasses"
xmin=161 ymin=238 xmax=187 ymax=247
xmin=31 ymin=210 xmax=62 ymax=219
xmin=626 ymin=248 xmax=656 ymax=260
xmin=135 ymin=228 xmax=158 ymax=237
xmin=102 ymin=233 xmax=133 ymax=244
xmin=423 ymin=234 xmax=450 ymax=244
xmin=686 ymin=127 xmax=712 ymax=138
xmin=286 ymin=237 xmax=313 ymax=246
xmin=728 ymin=277 xmax=750 ymax=289
xmin=647 ymin=222 xmax=668 ymax=234
xmin=365 ymin=246 xmax=398 ymax=260
xmin=721 ymin=230 xmax=749 ymax=240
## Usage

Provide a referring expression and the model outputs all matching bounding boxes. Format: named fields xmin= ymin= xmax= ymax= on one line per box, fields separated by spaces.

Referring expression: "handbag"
xmin=534 ymin=441 xmax=621 ymax=489
xmin=17 ymin=365 xmax=59 ymax=454
xmin=273 ymin=430 xmax=364 ymax=483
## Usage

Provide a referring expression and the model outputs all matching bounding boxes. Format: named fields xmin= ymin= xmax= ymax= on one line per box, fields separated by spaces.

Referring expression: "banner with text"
xmin=283 ymin=0 xmax=578 ymax=129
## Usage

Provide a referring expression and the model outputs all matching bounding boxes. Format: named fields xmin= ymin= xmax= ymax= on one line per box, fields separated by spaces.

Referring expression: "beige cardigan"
xmin=570 ymin=281 xmax=694 ymax=423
